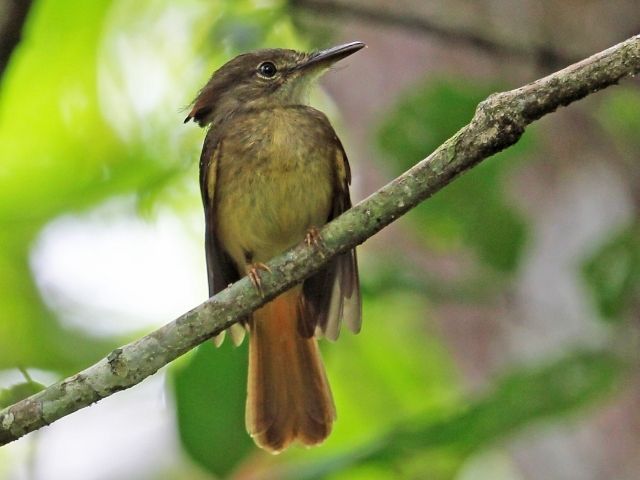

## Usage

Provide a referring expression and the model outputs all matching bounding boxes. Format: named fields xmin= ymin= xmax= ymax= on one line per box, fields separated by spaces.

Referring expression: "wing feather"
xmin=200 ymin=129 xmax=244 ymax=345
xmin=301 ymin=134 xmax=362 ymax=341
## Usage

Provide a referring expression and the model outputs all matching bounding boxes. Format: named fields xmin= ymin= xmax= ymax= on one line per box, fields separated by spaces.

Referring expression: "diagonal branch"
xmin=1 ymin=34 xmax=639 ymax=447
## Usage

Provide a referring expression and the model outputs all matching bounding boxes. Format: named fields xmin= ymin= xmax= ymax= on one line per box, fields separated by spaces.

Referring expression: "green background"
xmin=0 ymin=1 xmax=638 ymax=478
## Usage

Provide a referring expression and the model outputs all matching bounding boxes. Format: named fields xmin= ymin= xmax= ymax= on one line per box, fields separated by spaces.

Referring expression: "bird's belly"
xmin=216 ymin=151 xmax=333 ymax=268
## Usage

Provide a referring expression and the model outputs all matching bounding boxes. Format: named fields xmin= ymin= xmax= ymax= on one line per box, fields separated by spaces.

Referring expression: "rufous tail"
xmin=246 ymin=287 xmax=335 ymax=453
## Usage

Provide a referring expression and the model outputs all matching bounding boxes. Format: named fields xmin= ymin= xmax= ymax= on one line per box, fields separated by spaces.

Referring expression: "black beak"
xmin=300 ymin=41 xmax=366 ymax=70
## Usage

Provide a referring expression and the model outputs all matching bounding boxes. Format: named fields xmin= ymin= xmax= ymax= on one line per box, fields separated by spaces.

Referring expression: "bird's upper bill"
xmin=298 ymin=41 xmax=366 ymax=71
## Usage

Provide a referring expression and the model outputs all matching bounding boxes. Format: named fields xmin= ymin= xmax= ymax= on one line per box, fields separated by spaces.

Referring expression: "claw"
xmin=305 ymin=226 xmax=325 ymax=257
xmin=247 ymin=262 xmax=271 ymax=296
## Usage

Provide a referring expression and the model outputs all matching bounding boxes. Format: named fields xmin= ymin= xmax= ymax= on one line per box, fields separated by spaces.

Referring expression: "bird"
xmin=185 ymin=41 xmax=364 ymax=453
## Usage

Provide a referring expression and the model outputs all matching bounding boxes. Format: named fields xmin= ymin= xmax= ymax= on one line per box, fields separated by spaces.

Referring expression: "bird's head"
xmin=185 ymin=41 xmax=365 ymax=127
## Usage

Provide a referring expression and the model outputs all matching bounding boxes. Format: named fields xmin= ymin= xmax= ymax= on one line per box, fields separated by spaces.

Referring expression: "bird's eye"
xmin=258 ymin=61 xmax=277 ymax=78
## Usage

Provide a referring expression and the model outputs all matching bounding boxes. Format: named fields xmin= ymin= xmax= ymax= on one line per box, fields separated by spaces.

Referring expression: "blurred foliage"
xmin=377 ymin=79 xmax=532 ymax=275
xmin=0 ymin=369 xmax=45 ymax=409
xmin=0 ymin=1 xmax=636 ymax=479
xmin=0 ymin=0 xmax=128 ymax=373
xmin=197 ymin=1 xmax=303 ymax=59
xmin=582 ymin=223 xmax=640 ymax=322
xmin=597 ymin=87 xmax=640 ymax=154
xmin=281 ymin=349 xmax=623 ymax=480
xmin=173 ymin=342 xmax=253 ymax=477
xmin=595 ymin=89 xmax=640 ymax=318
xmin=0 ymin=381 xmax=43 ymax=409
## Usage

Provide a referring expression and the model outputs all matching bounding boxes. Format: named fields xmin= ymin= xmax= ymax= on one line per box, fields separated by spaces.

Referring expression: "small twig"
xmin=291 ymin=0 xmax=579 ymax=70
xmin=18 ymin=367 xmax=33 ymax=385
xmin=0 ymin=0 xmax=33 ymax=81
xmin=1 ymin=34 xmax=639 ymax=447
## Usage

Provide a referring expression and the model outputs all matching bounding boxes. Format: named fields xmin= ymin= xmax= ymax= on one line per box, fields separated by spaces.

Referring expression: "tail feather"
xmin=246 ymin=287 xmax=335 ymax=453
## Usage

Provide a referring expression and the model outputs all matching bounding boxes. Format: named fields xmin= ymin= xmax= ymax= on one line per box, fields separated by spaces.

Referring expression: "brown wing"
xmin=199 ymin=129 xmax=241 ymax=298
xmin=300 ymin=134 xmax=362 ymax=341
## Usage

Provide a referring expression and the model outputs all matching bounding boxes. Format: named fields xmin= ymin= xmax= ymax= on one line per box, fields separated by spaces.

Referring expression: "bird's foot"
xmin=247 ymin=262 xmax=271 ymax=296
xmin=305 ymin=226 xmax=325 ymax=257
xmin=305 ymin=226 xmax=322 ymax=247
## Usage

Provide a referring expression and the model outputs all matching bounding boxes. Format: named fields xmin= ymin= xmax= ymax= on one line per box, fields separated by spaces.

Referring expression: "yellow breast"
xmin=214 ymin=107 xmax=336 ymax=269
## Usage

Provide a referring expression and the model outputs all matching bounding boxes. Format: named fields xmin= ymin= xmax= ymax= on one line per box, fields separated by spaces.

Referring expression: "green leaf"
xmin=582 ymin=223 xmax=640 ymax=322
xmin=377 ymin=79 xmax=532 ymax=274
xmin=0 ymin=381 xmax=45 ymax=409
xmin=171 ymin=341 xmax=253 ymax=477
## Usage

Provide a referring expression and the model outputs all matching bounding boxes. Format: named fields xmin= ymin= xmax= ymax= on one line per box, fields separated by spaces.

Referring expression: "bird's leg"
xmin=304 ymin=226 xmax=325 ymax=258
xmin=246 ymin=262 xmax=271 ymax=296
xmin=305 ymin=226 xmax=322 ymax=247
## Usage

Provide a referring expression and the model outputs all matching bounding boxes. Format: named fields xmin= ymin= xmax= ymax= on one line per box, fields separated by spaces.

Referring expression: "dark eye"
xmin=258 ymin=61 xmax=277 ymax=78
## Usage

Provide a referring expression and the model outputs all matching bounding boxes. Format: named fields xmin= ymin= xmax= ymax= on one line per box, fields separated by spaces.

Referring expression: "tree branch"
xmin=1 ymin=34 xmax=639 ymax=447
xmin=0 ymin=0 xmax=33 ymax=81
xmin=291 ymin=0 xmax=578 ymax=70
